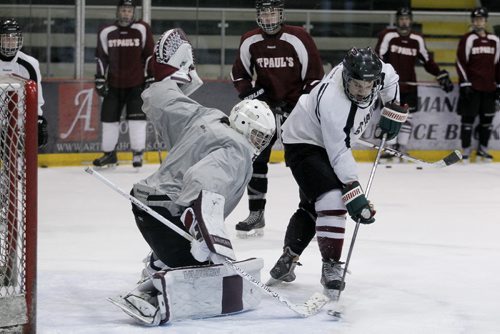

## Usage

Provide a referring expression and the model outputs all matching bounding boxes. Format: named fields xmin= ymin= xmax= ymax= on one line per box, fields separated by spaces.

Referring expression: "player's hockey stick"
xmin=84 ymin=167 xmax=329 ymax=318
xmin=328 ymin=135 xmax=387 ymax=320
xmin=356 ymin=138 xmax=462 ymax=167
xmin=400 ymin=81 xmax=442 ymax=88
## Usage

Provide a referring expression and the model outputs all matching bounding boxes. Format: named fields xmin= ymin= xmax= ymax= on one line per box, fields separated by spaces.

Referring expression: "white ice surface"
xmin=38 ymin=161 xmax=500 ymax=333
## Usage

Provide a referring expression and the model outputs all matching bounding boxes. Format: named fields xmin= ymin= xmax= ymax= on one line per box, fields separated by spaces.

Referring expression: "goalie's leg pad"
xmin=152 ymin=257 xmax=263 ymax=322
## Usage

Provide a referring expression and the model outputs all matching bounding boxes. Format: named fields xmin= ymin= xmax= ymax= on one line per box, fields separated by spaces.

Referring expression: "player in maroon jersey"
xmin=231 ymin=0 xmax=324 ymax=238
xmin=375 ymin=7 xmax=453 ymax=157
xmin=456 ymin=7 xmax=500 ymax=162
xmin=93 ymin=0 xmax=154 ymax=168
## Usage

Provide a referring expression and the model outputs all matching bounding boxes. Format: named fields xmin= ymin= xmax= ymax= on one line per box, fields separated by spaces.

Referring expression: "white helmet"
xmin=153 ymin=28 xmax=203 ymax=96
xmin=229 ymin=100 xmax=276 ymax=155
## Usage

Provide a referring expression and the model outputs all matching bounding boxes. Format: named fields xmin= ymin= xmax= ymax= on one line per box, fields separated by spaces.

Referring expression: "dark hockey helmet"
xmin=0 ymin=18 xmax=23 ymax=57
xmin=395 ymin=7 xmax=412 ymax=36
xmin=116 ymin=0 xmax=136 ymax=26
xmin=117 ymin=0 xmax=136 ymax=7
xmin=470 ymin=7 xmax=488 ymax=19
xmin=256 ymin=0 xmax=285 ymax=34
xmin=342 ymin=47 xmax=383 ymax=106
xmin=396 ymin=7 xmax=413 ymax=19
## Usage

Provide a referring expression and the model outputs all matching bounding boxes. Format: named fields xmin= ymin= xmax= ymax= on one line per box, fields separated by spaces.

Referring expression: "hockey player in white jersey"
xmin=0 ymin=18 xmax=47 ymax=148
xmin=108 ymin=28 xmax=276 ymax=326
xmin=267 ymin=47 xmax=408 ymax=298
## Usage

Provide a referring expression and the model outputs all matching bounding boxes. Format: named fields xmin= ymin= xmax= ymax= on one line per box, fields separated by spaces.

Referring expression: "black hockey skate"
xmin=235 ymin=210 xmax=265 ymax=238
xmin=267 ymin=246 xmax=301 ymax=286
xmin=133 ymin=151 xmax=144 ymax=168
xmin=92 ymin=151 xmax=117 ymax=168
xmin=320 ymin=259 xmax=345 ymax=300
xmin=476 ymin=147 xmax=493 ymax=162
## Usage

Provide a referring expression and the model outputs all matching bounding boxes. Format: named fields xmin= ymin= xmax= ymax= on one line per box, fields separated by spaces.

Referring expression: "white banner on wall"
xmin=352 ymin=85 xmax=500 ymax=150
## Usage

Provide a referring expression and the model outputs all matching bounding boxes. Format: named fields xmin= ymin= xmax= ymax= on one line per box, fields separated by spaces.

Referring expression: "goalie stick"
xmin=356 ymin=138 xmax=462 ymax=167
xmin=84 ymin=167 xmax=329 ymax=318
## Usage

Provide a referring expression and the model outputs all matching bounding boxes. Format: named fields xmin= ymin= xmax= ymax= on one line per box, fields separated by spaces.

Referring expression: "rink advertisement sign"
xmin=40 ymin=81 xmax=500 ymax=154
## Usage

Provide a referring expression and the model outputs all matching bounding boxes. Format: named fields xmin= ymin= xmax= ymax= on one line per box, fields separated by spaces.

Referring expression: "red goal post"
xmin=0 ymin=74 xmax=38 ymax=334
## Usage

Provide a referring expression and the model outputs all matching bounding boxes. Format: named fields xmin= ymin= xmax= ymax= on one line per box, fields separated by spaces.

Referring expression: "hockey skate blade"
xmin=266 ymin=277 xmax=285 ymax=286
xmin=107 ymin=297 xmax=160 ymax=326
xmin=236 ymin=228 xmax=264 ymax=239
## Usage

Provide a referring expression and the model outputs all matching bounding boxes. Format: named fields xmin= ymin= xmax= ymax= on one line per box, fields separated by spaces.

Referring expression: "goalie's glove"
xmin=143 ymin=76 xmax=155 ymax=90
xmin=95 ymin=75 xmax=108 ymax=97
xmin=38 ymin=115 xmax=48 ymax=149
xmin=341 ymin=181 xmax=376 ymax=224
xmin=436 ymin=70 xmax=454 ymax=93
xmin=239 ymin=86 xmax=267 ymax=101
xmin=375 ymin=102 xmax=409 ymax=141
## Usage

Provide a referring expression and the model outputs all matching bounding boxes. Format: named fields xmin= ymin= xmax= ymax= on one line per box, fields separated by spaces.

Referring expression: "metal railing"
xmin=0 ymin=4 xmax=498 ymax=79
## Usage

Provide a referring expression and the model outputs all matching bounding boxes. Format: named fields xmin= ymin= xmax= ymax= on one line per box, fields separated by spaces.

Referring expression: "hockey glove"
xmin=459 ymin=83 xmax=473 ymax=101
xmin=239 ymin=86 xmax=267 ymax=101
xmin=376 ymin=102 xmax=409 ymax=141
xmin=38 ymin=115 xmax=48 ymax=148
xmin=341 ymin=181 xmax=376 ymax=224
xmin=436 ymin=70 xmax=454 ymax=93
xmin=94 ymin=75 xmax=108 ymax=97
xmin=143 ymin=76 xmax=155 ymax=90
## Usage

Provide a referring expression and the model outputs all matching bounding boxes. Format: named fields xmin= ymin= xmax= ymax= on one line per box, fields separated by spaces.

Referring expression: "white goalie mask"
xmin=153 ymin=28 xmax=203 ymax=96
xmin=229 ymin=100 xmax=276 ymax=155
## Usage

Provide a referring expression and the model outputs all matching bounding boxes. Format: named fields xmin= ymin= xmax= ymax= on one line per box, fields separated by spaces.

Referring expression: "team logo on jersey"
xmin=256 ymin=57 xmax=294 ymax=68
xmin=390 ymin=44 xmax=417 ymax=56
xmin=353 ymin=112 xmax=372 ymax=136
xmin=107 ymin=38 xmax=140 ymax=47
xmin=471 ymin=46 xmax=495 ymax=55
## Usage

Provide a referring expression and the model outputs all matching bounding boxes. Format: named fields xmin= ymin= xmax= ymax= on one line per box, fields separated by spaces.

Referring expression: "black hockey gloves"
xmin=341 ymin=181 xmax=375 ymax=224
xmin=239 ymin=86 xmax=267 ymax=101
xmin=143 ymin=76 xmax=155 ymax=90
xmin=436 ymin=70 xmax=453 ymax=93
xmin=459 ymin=83 xmax=473 ymax=101
xmin=38 ymin=115 xmax=48 ymax=149
xmin=94 ymin=75 xmax=108 ymax=97
xmin=376 ymin=102 xmax=409 ymax=141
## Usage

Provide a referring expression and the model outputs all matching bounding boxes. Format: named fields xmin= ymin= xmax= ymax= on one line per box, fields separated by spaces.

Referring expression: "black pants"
xmin=457 ymin=89 xmax=496 ymax=148
xmin=131 ymin=197 xmax=206 ymax=268
xmin=101 ymin=85 xmax=146 ymax=122
xmin=282 ymin=143 xmax=344 ymax=255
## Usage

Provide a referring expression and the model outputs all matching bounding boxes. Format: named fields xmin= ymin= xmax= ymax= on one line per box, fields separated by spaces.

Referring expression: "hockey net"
xmin=0 ymin=75 xmax=38 ymax=334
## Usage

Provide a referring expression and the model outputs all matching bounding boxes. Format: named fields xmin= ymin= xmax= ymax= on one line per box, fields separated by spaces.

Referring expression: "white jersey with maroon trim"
xmin=456 ymin=30 xmax=500 ymax=92
xmin=282 ymin=62 xmax=399 ymax=185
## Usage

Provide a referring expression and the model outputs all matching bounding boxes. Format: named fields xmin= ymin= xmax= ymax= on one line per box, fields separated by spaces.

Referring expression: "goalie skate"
xmin=108 ymin=293 xmax=162 ymax=326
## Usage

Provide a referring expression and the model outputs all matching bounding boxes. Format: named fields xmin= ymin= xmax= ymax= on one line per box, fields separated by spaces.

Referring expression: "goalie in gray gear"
xmin=267 ymin=48 xmax=406 ymax=298
xmin=109 ymin=28 xmax=276 ymax=326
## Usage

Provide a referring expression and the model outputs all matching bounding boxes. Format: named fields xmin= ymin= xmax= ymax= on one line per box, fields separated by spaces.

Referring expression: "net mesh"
xmin=0 ymin=79 xmax=28 ymax=329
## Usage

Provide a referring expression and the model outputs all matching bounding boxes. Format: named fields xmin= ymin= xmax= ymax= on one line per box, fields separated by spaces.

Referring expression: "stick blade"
xmin=292 ymin=292 xmax=330 ymax=317
xmin=443 ymin=150 xmax=462 ymax=166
